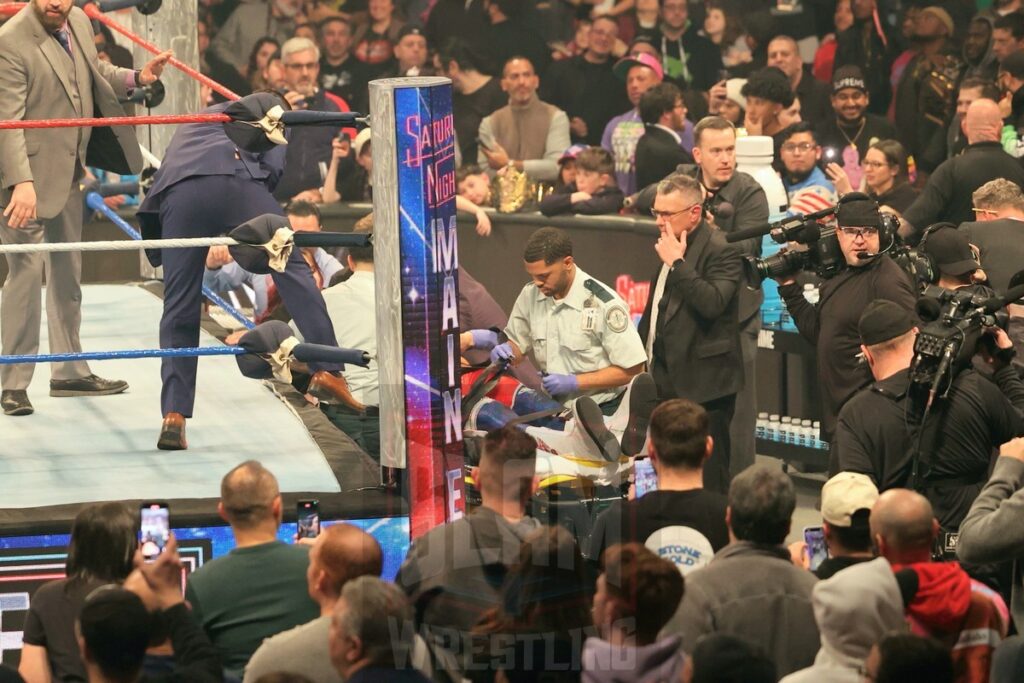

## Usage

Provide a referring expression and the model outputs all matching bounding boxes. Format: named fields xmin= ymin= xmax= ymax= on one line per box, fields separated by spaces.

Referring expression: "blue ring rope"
xmin=85 ymin=193 xmax=257 ymax=330
xmin=0 ymin=346 xmax=246 ymax=365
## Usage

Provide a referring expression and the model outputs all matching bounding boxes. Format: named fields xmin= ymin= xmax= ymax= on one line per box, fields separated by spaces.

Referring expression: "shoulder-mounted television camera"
xmin=729 ymin=194 xmax=900 ymax=290
xmin=910 ymin=280 xmax=1022 ymax=404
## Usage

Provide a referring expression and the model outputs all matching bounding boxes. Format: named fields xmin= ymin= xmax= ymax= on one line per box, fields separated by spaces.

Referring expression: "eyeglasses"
xmin=973 ymin=208 xmax=998 ymax=216
xmin=651 ymin=202 xmax=700 ymax=220
xmin=838 ymin=226 xmax=879 ymax=238
xmin=862 ymin=160 xmax=892 ymax=169
xmin=780 ymin=142 xmax=816 ymax=153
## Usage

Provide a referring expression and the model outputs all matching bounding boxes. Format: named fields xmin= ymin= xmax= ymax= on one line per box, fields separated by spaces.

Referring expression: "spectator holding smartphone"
xmin=323 ymin=129 xmax=372 ymax=203
xmin=788 ymin=472 xmax=879 ymax=579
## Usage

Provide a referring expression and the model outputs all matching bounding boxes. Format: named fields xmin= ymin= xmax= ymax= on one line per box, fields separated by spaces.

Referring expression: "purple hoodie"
xmin=582 ymin=635 xmax=686 ymax=683
xmin=601 ymin=110 xmax=694 ymax=196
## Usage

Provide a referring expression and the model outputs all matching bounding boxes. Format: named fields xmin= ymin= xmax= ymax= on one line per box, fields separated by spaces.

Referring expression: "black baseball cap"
xmin=832 ymin=65 xmax=867 ymax=95
xmin=837 ymin=192 xmax=880 ymax=228
xmin=922 ymin=226 xmax=979 ymax=276
xmin=858 ymin=300 xmax=916 ymax=346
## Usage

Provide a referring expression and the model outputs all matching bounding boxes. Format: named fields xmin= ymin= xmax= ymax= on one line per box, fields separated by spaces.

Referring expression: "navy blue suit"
xmin=138 ymin=103 xmax=340 ymax=417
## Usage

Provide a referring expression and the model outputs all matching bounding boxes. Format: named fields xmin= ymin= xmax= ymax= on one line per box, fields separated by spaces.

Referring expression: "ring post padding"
xmin=370 ymin=76 xmax=464 ymax=539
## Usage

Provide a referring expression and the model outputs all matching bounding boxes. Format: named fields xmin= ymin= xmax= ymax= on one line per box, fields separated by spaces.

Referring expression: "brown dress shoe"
xmin=157 ymin=413 xmax=187 ymax=450
xmin=308 ymin=371 xmax=365 ymax=411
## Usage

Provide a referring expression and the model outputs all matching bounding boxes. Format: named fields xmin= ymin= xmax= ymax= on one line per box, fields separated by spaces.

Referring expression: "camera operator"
xmin=832 ymin=300 xmax=1024 ymax=536
xmin=918 ymin=225 xmax=993 ymax=295
xmin=633 ymin=116 xmax=769 ymax=476
xmin=776 ymin=194 xmax=916 ymax=453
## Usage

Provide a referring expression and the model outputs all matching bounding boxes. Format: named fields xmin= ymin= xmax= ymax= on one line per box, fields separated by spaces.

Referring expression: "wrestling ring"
xmin=0 ymin=0 xmax=632 ymax=552
xmin=0 ymin=0 xmax=405 ymax=534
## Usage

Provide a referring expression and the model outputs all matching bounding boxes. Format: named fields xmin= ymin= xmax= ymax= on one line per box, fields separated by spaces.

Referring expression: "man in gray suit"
xmin=0 ymin=0 xmax=170 ymax=416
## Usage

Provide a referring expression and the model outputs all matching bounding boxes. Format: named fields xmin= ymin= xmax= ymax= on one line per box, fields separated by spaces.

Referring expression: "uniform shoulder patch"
xmin=606 ymin=305 xmax=629 ymax=333
xmin=583 ymin=278 xmax=615 ymax=304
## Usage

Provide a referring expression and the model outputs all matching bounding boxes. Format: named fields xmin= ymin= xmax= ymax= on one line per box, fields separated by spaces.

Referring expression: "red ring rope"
xmin=0 ymin=2 xmax=241 ymax=102
xmin=0 ymin=114 xmax=232 ymax=130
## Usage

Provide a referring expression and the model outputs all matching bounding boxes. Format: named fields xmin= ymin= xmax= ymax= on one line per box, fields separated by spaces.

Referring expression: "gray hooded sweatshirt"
xmin=581 ymin=635 xmax=686 ymax=683
xmin=780 ymin=557 xmax=907 ymax=683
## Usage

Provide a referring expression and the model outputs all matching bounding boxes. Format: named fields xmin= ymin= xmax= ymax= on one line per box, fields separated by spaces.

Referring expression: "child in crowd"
xmin=540 ymin=146 xmax=624 ymax=216
xmin=456 ymin=164 xmax=494 ymax=208
xmin=555 ymin=143 xmax=587 ymax=192
xmin=453 ymin=165 xmax=495 ymax=235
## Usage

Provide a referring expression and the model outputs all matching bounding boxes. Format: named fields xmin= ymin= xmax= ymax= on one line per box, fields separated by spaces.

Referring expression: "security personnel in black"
xmin=633 ymin=117 xmax=769 ymax=476
xmin=777 ymin=194 xmax=916 ymax=451
xmin=833 ymin=300 xmax=1024 ymax=534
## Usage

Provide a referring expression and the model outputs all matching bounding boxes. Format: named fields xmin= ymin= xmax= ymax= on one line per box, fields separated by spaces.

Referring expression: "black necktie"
xmin=54 ymin=28 xmax=72 ymax=57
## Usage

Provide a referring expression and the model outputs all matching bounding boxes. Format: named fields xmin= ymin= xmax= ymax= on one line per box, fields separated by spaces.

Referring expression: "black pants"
xmin=700 ymin=394 xmax=736 ymax=494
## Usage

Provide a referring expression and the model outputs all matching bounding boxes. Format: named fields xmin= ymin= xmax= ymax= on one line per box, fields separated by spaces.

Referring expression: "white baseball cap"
xmin=821 ymin=472 xmax=879 ymax=527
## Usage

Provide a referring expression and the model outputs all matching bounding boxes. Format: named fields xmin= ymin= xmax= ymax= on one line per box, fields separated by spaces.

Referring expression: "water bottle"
xmin=812 ymin=420 xmax=823 ymax=450
xmin=800 ymin=419 xmax=813 ymax=448
xmin=736 ymin=136 xmax=788 ymax=332
xmin=756 ymin=412 xmax=769 ymax=440
xmin=767 ymin=414 xmax=781 ymax=442
xmin=780 ymin=416 xmax=791 ymax=444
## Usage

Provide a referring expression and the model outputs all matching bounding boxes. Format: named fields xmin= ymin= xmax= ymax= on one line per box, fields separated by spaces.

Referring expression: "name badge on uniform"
xmin=581 ymin=307 xmax=599 ymax=331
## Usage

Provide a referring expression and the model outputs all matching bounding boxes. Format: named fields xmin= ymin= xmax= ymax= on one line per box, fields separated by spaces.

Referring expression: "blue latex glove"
xmin=490 ymin=342 xmax=515 ymax=364
xmin=542 ymin=372 xmax=579 ymax=396
xmin=470 ymin=329 xmax=498 ymax=350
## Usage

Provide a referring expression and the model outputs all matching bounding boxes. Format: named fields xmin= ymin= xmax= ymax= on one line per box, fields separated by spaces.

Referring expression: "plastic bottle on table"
xmin=780 ymin=416 xmax=792 ymax=444
xmin=756 ymin=412 xmax=769 ymax=440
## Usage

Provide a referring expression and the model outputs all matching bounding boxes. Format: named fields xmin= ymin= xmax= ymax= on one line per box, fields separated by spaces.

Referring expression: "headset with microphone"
xmin=835 ymin=191 xmax=900 ymax=262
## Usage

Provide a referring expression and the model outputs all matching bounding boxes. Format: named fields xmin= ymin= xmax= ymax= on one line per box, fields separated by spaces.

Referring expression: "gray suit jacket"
xmin=0 ymin=4 xmax=142 ymax=218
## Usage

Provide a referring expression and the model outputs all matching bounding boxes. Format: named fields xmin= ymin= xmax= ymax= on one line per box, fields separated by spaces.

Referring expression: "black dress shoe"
xmin=157 ymin=412 xmax=187 ymax=450
xmin=50 ymin=374 xmax=128 ymax=397
xmin=574 ymin=396 xmax=622 ymax=462
xmin=1 ymin=390 xmax=33 ymax=416
xmin=621 ymin=373 xmax=658 ymax=457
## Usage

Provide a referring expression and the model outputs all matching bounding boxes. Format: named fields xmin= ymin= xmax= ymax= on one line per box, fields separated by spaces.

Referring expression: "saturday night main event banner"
xmin=394 ymin=83 xmax=465 ymax=538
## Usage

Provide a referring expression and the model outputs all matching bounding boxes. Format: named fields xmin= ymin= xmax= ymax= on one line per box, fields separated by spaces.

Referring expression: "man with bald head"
xmin=185 ymin=461 xmax=319 ymax=677
xmin=767 ymin=35 xmax=832 ymax=124
xmin=244 ymin=524 xmax=383 ymax=682
xmin=872 ymin=489 xmax=1008 ymax=660
xmin=871 ymin=489 xmax=939 ymax=564
xmin=903 ymin=98 xmax=1024 ymax=240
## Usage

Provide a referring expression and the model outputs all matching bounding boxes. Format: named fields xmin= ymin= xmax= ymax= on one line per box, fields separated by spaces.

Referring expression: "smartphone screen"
xmin=804 ymin=525 xmax=828 ymax=571
xmin=297 ymin=499 xmax=320 ymax=539
xmin=634 ymin=458 xmax=658 ymax=497
xmin=140 ymin=502 xmax=169 ymax=562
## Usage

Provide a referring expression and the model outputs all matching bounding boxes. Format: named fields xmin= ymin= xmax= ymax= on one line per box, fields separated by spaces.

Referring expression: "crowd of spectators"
xmin=18 ymin=421 xmax=1024 ymax=682
xmin=15 ymin=0 xmax=1024 ymax=680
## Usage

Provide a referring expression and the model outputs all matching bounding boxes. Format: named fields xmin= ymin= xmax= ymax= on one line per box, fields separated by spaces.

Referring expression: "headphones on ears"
xmin=836 ymin=192 xmax=898 ymax=255
xmin=907 ymin=221 xmax=960 ymax=286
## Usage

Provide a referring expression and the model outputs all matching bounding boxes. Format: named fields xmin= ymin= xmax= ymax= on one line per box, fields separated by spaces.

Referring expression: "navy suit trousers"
xmin=156 ymin=175 xmax=340 ymax=416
